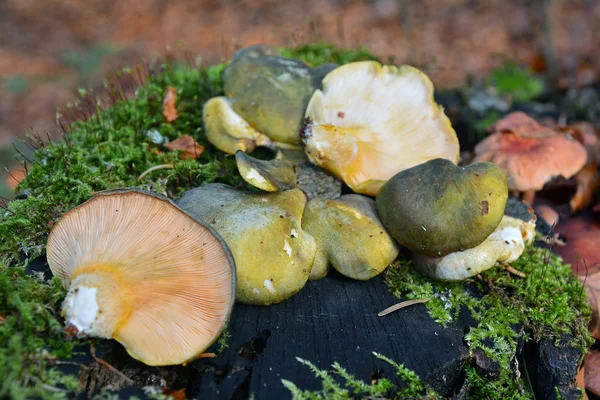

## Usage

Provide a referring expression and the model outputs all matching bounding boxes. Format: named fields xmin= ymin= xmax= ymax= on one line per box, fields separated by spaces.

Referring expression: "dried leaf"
xmin=162 ymin=86 xmax=179 ymax=122
xmin=6 ymin=166 xmax=26 ymax=190
xmin=378 ymin=298 xmax=430 ymax=317
xmin=577 ymin=365 xmax=589 ymax=400
xmin=570 ymin=162 xmax=600 ymax=212
xmin=534 ymin=204 xmax=559 ymax=227
xmin=0 ymin=313 xmax=5 ymax=325
xmin=583 ymin=272 xmax=600 ymax=340
xmin=586 ymin=347 xmax=600 ymax=395
xmin=162 ymin=388 xmax=186 ymax=400
xmin=196 ymin=352 xmax=216 ymax=358
xmin=556 ymin=217 xmax=600 ymax=275
xmin=164 ymin=135 xmax=204 ymax=160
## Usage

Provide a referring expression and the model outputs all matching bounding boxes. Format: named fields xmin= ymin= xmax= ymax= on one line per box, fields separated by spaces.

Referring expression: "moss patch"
xmin=0 ymin=263 xmax=79 ymax=399
xmin=282 ymin=353 xmax=437 ymax=400
xmin=0 ymin=43 xmax=591 ymax=399
xmin=0 ymin=44 xmax=381 ymax=397
xmin=385 ymin=247 xmax=592 ymax=399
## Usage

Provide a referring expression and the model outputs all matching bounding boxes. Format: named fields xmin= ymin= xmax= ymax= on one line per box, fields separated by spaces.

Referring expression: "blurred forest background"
xmin=0 ymin=0 xmax=599 ymax=196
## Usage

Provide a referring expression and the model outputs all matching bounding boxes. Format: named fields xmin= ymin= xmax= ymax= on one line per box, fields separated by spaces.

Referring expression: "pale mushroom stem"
xmin=521 ymin=190 xmax=536 ymax=205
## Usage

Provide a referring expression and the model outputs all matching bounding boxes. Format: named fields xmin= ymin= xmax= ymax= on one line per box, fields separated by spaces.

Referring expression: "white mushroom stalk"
xmin=413 ymin=216 xmax=536 ymax=281
xmin=302 ymin=61 xmax=459 ymax=196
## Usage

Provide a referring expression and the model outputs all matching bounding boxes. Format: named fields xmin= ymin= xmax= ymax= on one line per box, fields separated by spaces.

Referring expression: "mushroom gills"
xmin=47 ymin=190 xmax=236 ymax=366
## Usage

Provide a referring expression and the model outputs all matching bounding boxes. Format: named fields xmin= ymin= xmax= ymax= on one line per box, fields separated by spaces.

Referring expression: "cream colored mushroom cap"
xmin=302 ymin=61 xmax=459 ymax=196
xmin=47 ymin=189 xmax=235 ymax=366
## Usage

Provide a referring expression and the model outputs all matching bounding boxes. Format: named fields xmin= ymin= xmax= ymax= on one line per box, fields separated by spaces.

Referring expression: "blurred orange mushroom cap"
xmin=473 ymin=112 xmax=588 ymax=191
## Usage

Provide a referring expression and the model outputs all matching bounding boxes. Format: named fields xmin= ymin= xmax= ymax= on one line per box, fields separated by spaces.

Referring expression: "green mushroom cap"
xmin=303 ymin=194 xmax=399 ymax=280
xmin=413 ymin=215 xmax=536 ymax=280
xmin=376 ymin=158 xmax=508 ymax=257
xmin=235 ymin=150 xmax=297 ymax=192
xmin=223 ymin=45 xmax=337 ymax=145
xmin=177 ymin=184 xmax=316 ymax=306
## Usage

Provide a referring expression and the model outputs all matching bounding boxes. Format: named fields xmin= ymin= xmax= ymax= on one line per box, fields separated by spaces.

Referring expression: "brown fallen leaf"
xmin=162 ymin=388 xmax=186 ymax=400
xmin=534 ymin=203 xmax=559 ymax=227
xmin=586 ymin=347 xmax=600 ymax=395
xmin=378 ymin=298 xmax=430 ymax=317
xmin=0 ymin=313 xmax=6 ymax=325
xmin=570 ymin=162 xmax=600 ymax=212
xmin=162 ymin=86 xmax=179 ymax=122
xmin=5 ymin=165 xmax=26 ymax=190
xmin=583 ymin=271 xmax=600 ymax=340
xmin=577 ymin=365 xmax=589 ymax=400
xmin=556 ymin=217 xmax=600 ymax=276
xmin=164 ymin=135 xmax=205 ymax=160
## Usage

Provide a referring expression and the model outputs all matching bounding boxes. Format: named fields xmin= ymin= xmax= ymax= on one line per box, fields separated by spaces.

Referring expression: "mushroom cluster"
xmin=204 ymin=45 xmax=336 ymax=160
xmin=46 ymin=47 xmax=542 ymax=367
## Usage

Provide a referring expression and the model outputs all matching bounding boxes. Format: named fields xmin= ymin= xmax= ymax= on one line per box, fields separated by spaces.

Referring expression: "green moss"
xmin=216 ymin=325 xmax=231 ymax=354
xmin=384 ymin=246 xmax=592 ymax=399
xmin=279 ymin=42 xmax=380 ymax=67
xmin=0 ymin=263 xmax=79 ymax=399
xmin=0 ymin=43 xmax=378 ymax=396
xmin=0 ymin=42 xmax=589 ymax=399
xmin=282 ymin=353 xmax=437 ymax=399
xmin=486 ymin=61 xmax=545 ymax=103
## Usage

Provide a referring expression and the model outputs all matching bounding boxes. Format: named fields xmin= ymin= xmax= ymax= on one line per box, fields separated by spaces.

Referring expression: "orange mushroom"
xmin=47 ymin=189 xmax=236 ymax=366
xmin=473 ymin=112 xmax=587 ymax=205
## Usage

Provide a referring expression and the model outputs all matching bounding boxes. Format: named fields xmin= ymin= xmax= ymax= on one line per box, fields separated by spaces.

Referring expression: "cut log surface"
xmin=200 ymin=271 xmax=469 ymax=398
xmin=31 ymin=198 xmax=578 ymax=399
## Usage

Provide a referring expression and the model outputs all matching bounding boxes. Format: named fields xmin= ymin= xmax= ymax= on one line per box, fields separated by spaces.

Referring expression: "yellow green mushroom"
xmin=376 ymin=158 xmax=508 ymax=257
xmin=177 ymin=184 xmax=316 ymax=306
xmin=235 ymin=150 xmax=297 ymax=192
xmin=204 ymin=45 xmax=337 ymax=157
xmin=302 ymin=195 xmax=399 ymax=280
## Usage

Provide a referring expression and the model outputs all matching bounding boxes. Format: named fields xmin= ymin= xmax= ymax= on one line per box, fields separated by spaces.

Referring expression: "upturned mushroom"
xmin=47 ymin=189 xmax=236 ymax=366
xmin=302 ymin=195 xmax=399 ymax=280
xmin=235 ymin=150 xmax=297 ymax=192
xmin=413 ymin=215 xmax=536 ymax=280
xmin=204 ymin=45 xmax=336 ymax=157
xmin=473 ymin=112 xmax=588 ymax=204
xmin=177 ymin=184 xmax=316 ymax=306
xmin=301 ymin=61 xmax=460 ymax=196
xmin=376 ymin=158 xmax=508 ymax=257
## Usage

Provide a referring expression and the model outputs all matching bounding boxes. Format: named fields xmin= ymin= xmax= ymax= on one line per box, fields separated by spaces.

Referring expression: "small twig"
xmin=90 ymin=343 xmax=133 ymax=384
xmin=504 ymin=263 xmax=527 ymax=278
xmin=138 ymin=164 xmax=174 ymax=181
xmin=378 ymin=298 xmax=431 ymax=317
xmin=196 ymin=352 xmax=216 ymax=359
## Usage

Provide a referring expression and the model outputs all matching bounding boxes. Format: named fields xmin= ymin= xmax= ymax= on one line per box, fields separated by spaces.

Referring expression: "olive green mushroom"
xmin=413 ymin=215 xmax=536 ymax=280
xmin=177 ymin=184 xmax=316 ymax=306
xmin=204 ymin=45 xmax=337 ymax=156
xmin=376 ymin=158 xmax=508 ymax=257
xmin=235 ymin=150 xmax=297 ymax=192
xmin=302 ymin=195 xmax=399 ymax=280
